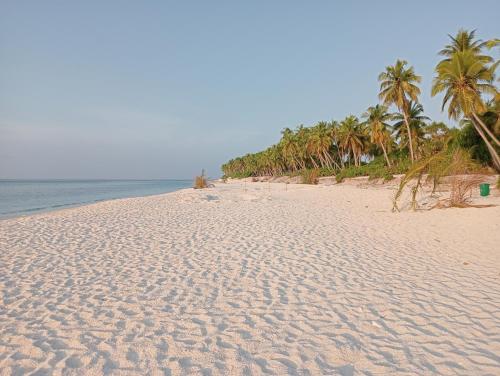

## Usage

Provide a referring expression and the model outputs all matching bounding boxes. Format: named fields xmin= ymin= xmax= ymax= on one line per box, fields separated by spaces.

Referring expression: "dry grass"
xmin=301 ymin=169 xmax=319 ymax=185
xmin=393 ymin=148 xmax=490 ymax=211
xmin=194 ymin=175 xmax=208 ymax=189
xmin=432 ymin=175 xmax=493 ymax=209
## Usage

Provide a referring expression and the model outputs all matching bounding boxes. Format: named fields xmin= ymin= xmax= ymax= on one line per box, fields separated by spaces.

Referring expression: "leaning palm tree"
xmin=362 ymin=105 xmax=394 ymax=167
xmin=431 ymin=50 xmax=500 ymax=170
xmin=379 ymin=59 xmax=422 ymax=162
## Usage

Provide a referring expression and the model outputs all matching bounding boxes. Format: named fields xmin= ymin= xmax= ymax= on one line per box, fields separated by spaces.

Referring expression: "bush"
xmin=455 ymin=123 xmax=492 ymax=165
xmin=334 ymin=155 xmax=413 ymax=183
xmin=225 ymin=171 xmax=253 ymax=179
xmin=317 ymin=167 xmax=337 ymax=177
xmin=301 ymin=169 xmax=319 ymax=184
xmin=194 ymin=170 xmax=208 ymax=189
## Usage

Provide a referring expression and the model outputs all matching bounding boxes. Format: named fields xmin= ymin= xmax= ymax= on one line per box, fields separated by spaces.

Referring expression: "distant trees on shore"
xmin=222 ymin=29 xmax=500 ymax=178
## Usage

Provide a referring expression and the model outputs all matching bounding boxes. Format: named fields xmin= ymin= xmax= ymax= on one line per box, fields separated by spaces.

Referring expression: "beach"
xmin=1 ymin=181 xmax=499 ymax=375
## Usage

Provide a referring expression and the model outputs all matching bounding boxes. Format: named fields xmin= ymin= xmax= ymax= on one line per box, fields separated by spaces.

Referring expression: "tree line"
xmin=222 ymin=29 xmax=499 ymax=179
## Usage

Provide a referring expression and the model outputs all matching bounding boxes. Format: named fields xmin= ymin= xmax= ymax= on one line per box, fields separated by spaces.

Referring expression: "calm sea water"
xmin=0 ymin=179 xmax=192 ymax=219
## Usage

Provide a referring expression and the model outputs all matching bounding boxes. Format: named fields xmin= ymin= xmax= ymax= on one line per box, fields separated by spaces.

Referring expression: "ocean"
xmin=0 ymin=179 xmax=192 ymax=219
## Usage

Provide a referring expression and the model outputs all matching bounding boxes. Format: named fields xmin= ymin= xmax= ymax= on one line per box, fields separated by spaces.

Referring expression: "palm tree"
xmin=392 ymin=102 xmax=430 ymax=159
xmin=438 ymin=28 xmax=499 ymax=135
xmin=338 ymin=116 xmax=366 ymax=167
xmin=294 ymin=125 xmax=309 ymax=170
xmin=280 ymin=128 xmax=300 ymax=171
xmin=431 ymin=50 xmax=500 ymax=170
xmin=309 ymin=121 xmax=340 ymax=170
xmin=362 ymin=105 xmax=394 ymax=167
xmin=439 ymin=29 xmax=491 ymax=62
xmin=379 ymin=60 xmax=422 ymax=162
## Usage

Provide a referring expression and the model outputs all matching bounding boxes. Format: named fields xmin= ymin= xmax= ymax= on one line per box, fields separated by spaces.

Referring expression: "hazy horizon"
xmin=1 ymin=1 xmax=499 ymax=179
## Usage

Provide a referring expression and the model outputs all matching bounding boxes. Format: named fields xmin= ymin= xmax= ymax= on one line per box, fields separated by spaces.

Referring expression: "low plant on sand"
xmin=194 ymin=169 xmax=208 ymax=189
xmin=434 ymin=175 xmax=485 ymax=208
xmin=393 ymin=147 xmax=488 ymax=211
xmin=301 ymin=169 xmax=319 ymax=184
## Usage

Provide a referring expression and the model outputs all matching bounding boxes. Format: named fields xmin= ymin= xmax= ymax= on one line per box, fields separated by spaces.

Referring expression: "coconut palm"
xmin=362 ymin=105 xmax=394 ymax=167
xmin=338 ymin=116 xmax=366 ymax=167
xmin=280 ymin=128 xmax=301 ymax=171
xmin=310 ymin=121 xmax=340 ymax=170
xmin=439 ymin=29 xmax=492 ymax=62
xmin=431 ymin=50 xmax=500 ymax=170
xmin=392 ymin=102 xmax=430 ymax=159
xmin=378 ymin=60 xmax=422 ymax=162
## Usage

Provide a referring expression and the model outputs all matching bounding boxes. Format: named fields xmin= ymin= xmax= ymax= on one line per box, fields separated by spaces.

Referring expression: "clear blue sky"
xmin=1 ymin=1 xmax=499 ymax=179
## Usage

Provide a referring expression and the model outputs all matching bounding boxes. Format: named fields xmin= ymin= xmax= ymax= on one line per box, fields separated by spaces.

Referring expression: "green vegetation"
xmin=335 ymin=156 xmax=410 ymax=183
xmin=222 ymin=29 xmax=499 ymax=180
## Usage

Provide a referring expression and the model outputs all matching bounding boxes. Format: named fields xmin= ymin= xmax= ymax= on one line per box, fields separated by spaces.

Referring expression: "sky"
xmin=1 ymin=1 xmax=499 ymax=179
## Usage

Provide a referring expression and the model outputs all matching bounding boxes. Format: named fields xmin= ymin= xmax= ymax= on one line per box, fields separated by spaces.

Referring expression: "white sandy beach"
xmin=1 ymin=182 xmax=499 ymax=375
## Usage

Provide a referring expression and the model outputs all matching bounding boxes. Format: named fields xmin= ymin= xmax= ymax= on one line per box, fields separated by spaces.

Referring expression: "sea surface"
xmin=0 ymin=179 xmax=192 ymax=219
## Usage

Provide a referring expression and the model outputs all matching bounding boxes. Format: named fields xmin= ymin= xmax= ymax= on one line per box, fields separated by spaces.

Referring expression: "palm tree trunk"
xmin=380 ymin=142 xmax=392 ymax=167
xmin=472 ymin=112 xmax=500 ymax=147
xmin=310 ymin=156 xmax=319 ymax=169
xmin=339 ymin=149 xmax=345 ymax=168
xmin=471 ymin=117 xmax=500 ymax=171
xmin=402 ymin=110 xmax=415 ymax=162
xmin=317 ymin=152 xmax=326 ymax=168
xmin=323 ymin=150 xmax=339 ymax=170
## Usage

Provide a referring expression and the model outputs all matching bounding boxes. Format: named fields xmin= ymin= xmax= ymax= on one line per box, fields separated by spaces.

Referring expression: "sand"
xmin=1 ymin=182 xmax=499 ymax=375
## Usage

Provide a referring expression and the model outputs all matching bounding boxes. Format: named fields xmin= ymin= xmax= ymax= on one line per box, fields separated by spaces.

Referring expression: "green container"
xmin=479 ymin=183 xmax=490 ymax=197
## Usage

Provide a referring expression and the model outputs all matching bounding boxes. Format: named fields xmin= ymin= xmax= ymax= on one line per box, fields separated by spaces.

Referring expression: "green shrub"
xmin=335 ymin=155 xmax=410 ymax=183
xmin=226 ymin=171 xmax=253 ymax=179
xmin=317 ymin=167 xmax=337 ymax=177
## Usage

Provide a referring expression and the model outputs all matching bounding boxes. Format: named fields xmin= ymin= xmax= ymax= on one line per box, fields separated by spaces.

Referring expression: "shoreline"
xmin=0 ymin=181 xmax=193 ymax=221
xmin=2 ymin=174 xmax=498 ymax=222
xmin=0 ymin=186 xmax=196 ymax=222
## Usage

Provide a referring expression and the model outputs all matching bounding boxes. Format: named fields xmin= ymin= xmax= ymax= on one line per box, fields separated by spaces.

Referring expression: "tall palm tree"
xmin=338 ymin=116 xmax=365 ymax=167
xmin=280 ymin=128 xmax=300 ymax=171
xmin=328 ymin=120 xmax=344 ymax=168
xmin=295 ymin=125 xmax=309 ymax=170
xmin=392 ymin=102 xmax=430 ymax=159
xmin=439 ymin=29 xmax=491 ymax=61
xmin=311 ymin=121 xmax=340 ymax=170
xmin=362 ymin=104 xmax=394 ymax=167
xmin=378 ymin=59 xmax=422 ymax=162
xmin=432 ymin=50 xmax=500 ymax=170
